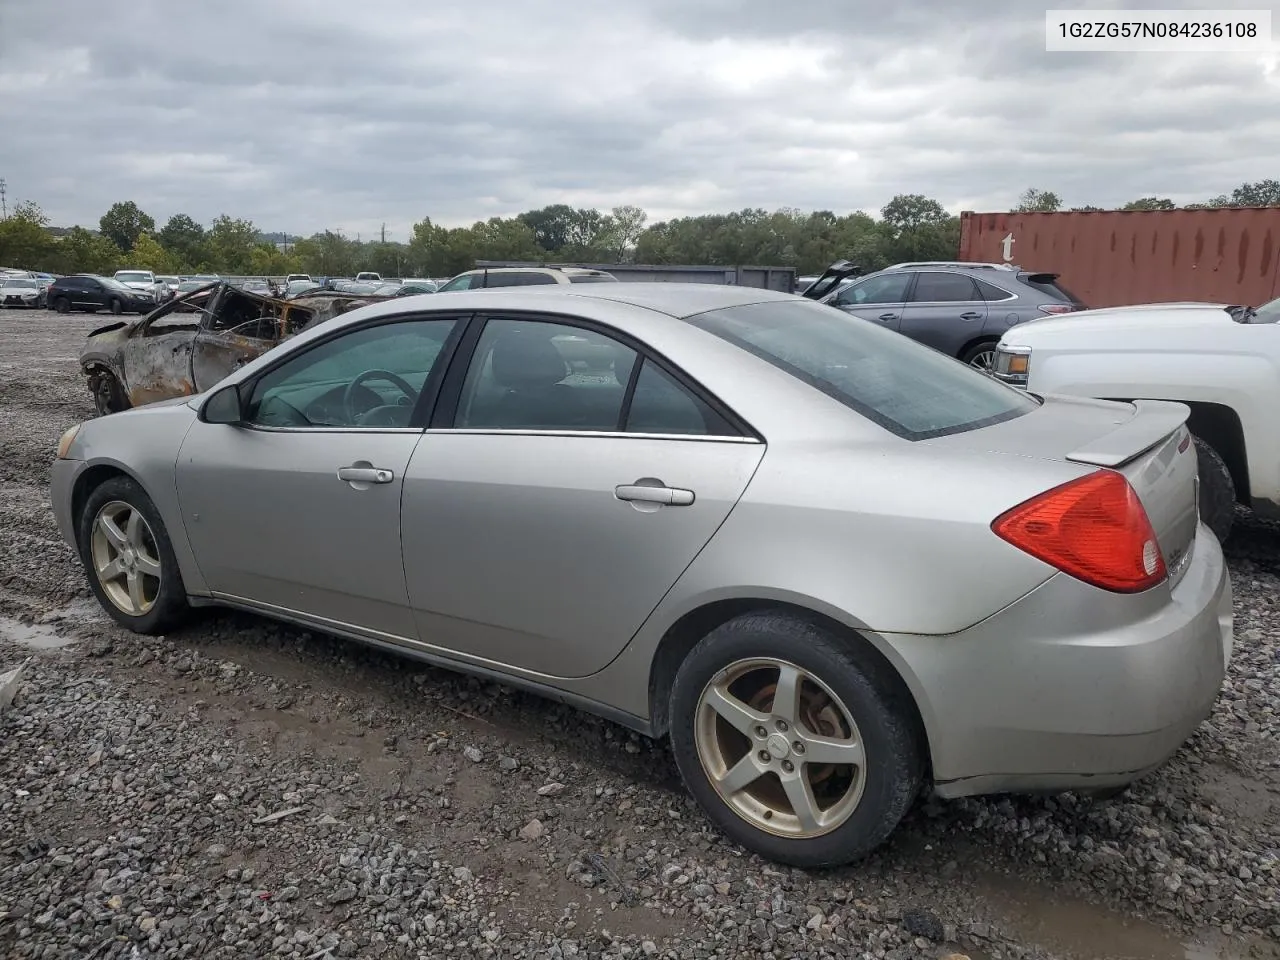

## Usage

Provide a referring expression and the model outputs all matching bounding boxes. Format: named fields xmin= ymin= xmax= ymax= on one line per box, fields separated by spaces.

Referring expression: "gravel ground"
xmin=0 ymin=307 xmax=1278 ymax=960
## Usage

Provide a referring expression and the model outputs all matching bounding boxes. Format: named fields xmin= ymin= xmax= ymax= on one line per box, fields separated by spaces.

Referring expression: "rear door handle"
xmin=959 ymin=312 xmax=983 ymax=320
xmin=615 ymin=483 xmax=696 ymax=506
xmin=878 ymin=313 xmax=898 ymax=321
xmin=338 ymin=465 xmax=394 ymax=484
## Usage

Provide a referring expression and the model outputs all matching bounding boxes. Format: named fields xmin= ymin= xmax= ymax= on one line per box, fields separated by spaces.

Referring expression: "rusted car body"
xmin=80 ymin=282 xmax=389 ymax=415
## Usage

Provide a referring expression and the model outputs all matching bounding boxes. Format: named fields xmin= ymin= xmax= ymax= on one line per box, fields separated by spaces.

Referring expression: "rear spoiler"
xmin=1065 ymin=399 xmax=1190 ymax=467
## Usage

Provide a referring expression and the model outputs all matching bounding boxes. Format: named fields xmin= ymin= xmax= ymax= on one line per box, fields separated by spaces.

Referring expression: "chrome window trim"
xmin=427 ymin=428 xmax=763 ymax=443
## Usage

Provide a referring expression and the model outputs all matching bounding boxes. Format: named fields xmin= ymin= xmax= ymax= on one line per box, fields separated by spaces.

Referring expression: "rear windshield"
xmin=1018 ymin=272 xmax=1084 ymax=306
xmin=689 ymin=299 xmax=1039 ymax=440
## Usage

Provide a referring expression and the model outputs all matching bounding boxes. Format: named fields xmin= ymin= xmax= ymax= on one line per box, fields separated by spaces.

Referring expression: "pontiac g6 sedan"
xmin=52 ymin=284 xmax=1233 ymax=866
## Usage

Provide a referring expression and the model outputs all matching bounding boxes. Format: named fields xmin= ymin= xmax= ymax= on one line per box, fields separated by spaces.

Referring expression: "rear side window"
xmin=910 ymin=272 xmax=980 ymax=303
xmin=689 ymin=299 xmax=1039 ymax=440
xmin=568 ymin=273 xmax=617 ymax=283
xmin=483 ymin=272 xmax=558 ymax=287
xmin=1019 ymin=272 xmax=1084 ymax=306
xmin=975 ymin=278 xmax=1016 ymax=301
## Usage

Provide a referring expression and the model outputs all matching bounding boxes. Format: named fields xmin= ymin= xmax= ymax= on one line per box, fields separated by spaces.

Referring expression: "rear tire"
xmin=1193 ymin=436 xmax=1235 ymax=543
xmin=53 ymin=297 xmax=70 ymax=314
xmin=669 ymin=611 xmax=924 ymax=867
xmin=961 ymin=339 xmax=1000 ymax=371
xmin=77 ymin=476 xmax=189 ymax=635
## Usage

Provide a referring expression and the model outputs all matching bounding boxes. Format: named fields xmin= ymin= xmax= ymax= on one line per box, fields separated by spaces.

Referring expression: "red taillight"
xmin=1038 ymin=304 xmax=1075 ymax=314
xmin=991 ymin=470 xmax=1166 ymax=593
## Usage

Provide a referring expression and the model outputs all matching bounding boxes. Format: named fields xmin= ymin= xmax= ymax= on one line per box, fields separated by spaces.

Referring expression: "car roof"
xmin=331 ymin=282 xmax=797 ymax=327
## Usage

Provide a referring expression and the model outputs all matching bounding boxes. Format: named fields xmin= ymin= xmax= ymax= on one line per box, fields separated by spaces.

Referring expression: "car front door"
xmin=897 ymin=271 xmax=987 ymax=357
xmin=76 ymin=278 xmax=106 ymax=310
xmin=826 ymin=272 xmax=912 ymax=332
xmin=189 ymin=287 xmax=285 ymax=392
xmin=175 ymin=314 xmax=466 ymax=638
xmin=400 ymin=314 xmax=765 ymax=678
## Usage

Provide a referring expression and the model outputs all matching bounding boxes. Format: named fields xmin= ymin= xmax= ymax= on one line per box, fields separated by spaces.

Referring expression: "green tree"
xmin=156 ymin=213 xmax=207 ymax=267
xmin=99 ymin=201 xmax=156 ymax=251
xmin=248 ymin=243 xmax=301 ymax=277
xmin=1207 ymin=179 xmax=1280 ymax=207
xmin=599 ymin=205 xmax=648 ymax=261
xmin=205 ymin=215 xmax=260 ymax=273
xmin=127 ymin=232 xmax=180 ymax=273
xmin=0 ymin=201 xmax=57 ymax=270
xmin=1121 ymin=197 xmax=1176 ymax=211
xmin=50 ymin=226 xmax=122 ymax=275
xmin=880 ymin=194 xmax=950 ymax=233
xmin=1013 ymin=188 xmax=1062 ymax=213
xmin=878 ymin=195 xmax=958 ymax=264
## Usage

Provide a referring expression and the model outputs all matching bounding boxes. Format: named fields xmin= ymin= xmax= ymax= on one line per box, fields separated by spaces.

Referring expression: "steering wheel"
xmin=343 ymin=369 xmax=419 ymax=424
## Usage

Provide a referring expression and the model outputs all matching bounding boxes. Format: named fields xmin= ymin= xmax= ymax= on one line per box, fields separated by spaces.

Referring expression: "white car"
xmin=113 ymin=269 xmax=164 ymax=303
xmin=992 ymin=297 xmax=1280 ymax=541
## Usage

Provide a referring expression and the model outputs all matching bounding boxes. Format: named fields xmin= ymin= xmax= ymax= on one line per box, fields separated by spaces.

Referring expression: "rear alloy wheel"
xmin=53 ymin=297 xmax=71 ymax=314
xmin=1193 ymin=436 xmax=1235 ymax=543
xmin=78 ymin=476 xmax=188 ymax=634
xmin=670 ymin=612 xmax=923 ymax=867
xmin=961 ymin=340 xmax=999 ymax=371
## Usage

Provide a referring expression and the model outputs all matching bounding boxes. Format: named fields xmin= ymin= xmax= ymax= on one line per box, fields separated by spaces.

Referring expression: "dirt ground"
xmin=0 ymin=307 xmax=1278 ymax=960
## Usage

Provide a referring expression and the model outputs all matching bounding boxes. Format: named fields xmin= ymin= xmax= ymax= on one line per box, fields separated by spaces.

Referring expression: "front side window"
xmin=833 ymin=272 xmax=911 ymax=306
xmin=909 ymin=272 xmax=980 ymax=303
xmin=689 ymin=299 xmax=1039 ymax=440
xmin=246 ymin=317 xmax=459 ymax=429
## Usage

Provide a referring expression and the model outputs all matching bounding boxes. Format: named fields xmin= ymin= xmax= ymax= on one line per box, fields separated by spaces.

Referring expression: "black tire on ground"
xmin=668 ymin=611 xmax=924 ymax=868
xmin=90 ymin=371 xmax=129 ymax=416
xmin=77 ymin=475 xmax=189 ymax=635
xmin=53 ymin=297 xmax=71 ymax=314
xmin=1193 ymin=435 xmax=1235 ymax=543
xmin=109 ymin=298 xmax=123 ymax=315
xmin=960 ymin=339 xmax=1000 ymax=370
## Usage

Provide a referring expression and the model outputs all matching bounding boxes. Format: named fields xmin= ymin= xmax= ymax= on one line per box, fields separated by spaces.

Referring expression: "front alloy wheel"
xmin=90 ymin=500 xmax=162 ymax=616
xmin=695 ymin=658 xmax=866 ymax=837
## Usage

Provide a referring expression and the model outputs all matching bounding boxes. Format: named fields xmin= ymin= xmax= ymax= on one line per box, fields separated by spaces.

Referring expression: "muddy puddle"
xmin=971 ymin=870 xmax=1276 ymax=960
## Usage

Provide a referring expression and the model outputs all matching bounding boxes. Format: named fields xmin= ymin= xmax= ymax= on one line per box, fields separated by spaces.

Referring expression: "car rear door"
xmin=897 ymin=271 xmax=987 ymax=357
xmin=399 ymin=313 xmax=765 ymax=679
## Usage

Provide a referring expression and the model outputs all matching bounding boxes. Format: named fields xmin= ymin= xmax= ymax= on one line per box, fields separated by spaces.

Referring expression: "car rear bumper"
xmin=886 ymin=523 xmax=1232 ymax=798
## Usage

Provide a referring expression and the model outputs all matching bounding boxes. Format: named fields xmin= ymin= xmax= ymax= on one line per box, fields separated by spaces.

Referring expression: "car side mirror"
xmin=201 ymin=383 xmax=246 ymax=424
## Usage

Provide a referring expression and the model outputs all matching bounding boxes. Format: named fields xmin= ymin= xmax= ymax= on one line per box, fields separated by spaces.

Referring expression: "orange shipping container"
xmin=958 ymin=208 xmax=1280 ymax=309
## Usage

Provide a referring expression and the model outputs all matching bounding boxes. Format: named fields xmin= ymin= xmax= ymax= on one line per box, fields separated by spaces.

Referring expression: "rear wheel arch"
xmin=1102 ymin=398 xmax=1250 ymax=505
xmin=647 ymin=599 xmax=932 ymax=773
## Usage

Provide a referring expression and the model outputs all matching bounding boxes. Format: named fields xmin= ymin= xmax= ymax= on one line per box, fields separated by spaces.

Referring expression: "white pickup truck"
xmin=992 ymin=297 xmax=1280 ymax=542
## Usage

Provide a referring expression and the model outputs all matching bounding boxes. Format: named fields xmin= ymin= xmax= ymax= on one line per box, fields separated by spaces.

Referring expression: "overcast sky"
xmin=1 ymin=0 xmax=1276 ymax=239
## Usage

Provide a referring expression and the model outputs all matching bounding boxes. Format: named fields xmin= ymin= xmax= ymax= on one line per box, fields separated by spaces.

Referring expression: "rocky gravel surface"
xmin=1 ymin=309 xmax=1278 ymax=960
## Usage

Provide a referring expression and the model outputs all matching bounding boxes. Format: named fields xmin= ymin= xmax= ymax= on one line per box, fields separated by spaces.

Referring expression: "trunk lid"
xmin=928 ymin=395 xmax=1200 ymax=586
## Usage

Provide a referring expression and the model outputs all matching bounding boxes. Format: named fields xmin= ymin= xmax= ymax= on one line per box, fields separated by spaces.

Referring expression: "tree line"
xmin=0 ymin=179 xmax=1276 ymax=279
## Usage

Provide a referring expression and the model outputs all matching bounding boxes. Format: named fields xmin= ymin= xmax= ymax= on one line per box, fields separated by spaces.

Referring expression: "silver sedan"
xmin=51 ymin=284 xmax=1233 ymax=866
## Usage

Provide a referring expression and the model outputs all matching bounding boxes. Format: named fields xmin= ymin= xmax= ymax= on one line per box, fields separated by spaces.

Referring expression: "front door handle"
xmin=959 ymin=311 xmax=983 ymax=320
xmin=878 ymin=313 xmax=898 ymax=321
xmin=338 ymin=465 xmax=394 ymax=484
xmin=615 ymin=483 xmax=696 ymax=506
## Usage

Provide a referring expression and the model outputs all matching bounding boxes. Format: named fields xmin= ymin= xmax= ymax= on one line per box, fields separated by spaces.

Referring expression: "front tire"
xmin=109 ymin=298 xmax=123 ymax=315
xmin=77 ymin=476 xmax=189 ymax=634
xmin=1193 ymin=436 xmax=1235 ymax=543
xmin=90 ymin=371 xmax=129 ymax=416
xmin=669 ymin=612 xmax=923 ymax=867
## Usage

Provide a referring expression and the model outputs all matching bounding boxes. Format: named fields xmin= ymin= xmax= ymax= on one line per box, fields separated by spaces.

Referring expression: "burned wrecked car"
xmin=79 ymin=281 xmax=389 ymax=415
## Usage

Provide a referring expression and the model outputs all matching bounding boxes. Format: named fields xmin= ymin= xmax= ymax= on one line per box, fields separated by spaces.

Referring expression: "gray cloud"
xmin=0 ymin=0 xmax=1275 ymax=238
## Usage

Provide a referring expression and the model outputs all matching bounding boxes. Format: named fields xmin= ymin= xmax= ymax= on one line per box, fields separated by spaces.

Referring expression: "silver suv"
xmin=820 ymin=262 xmax=1083 ymax=369
xmin=437 ymin=266 xmax=617 ymax=292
